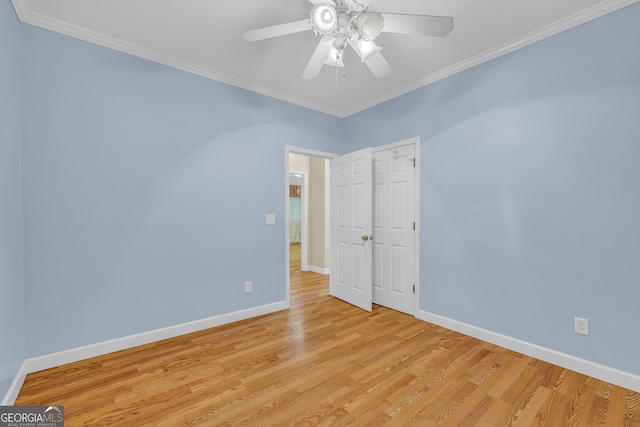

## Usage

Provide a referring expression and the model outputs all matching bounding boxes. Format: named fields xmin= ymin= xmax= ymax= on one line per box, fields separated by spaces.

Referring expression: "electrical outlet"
xmin=265 ymin=214 xmax=276 ymax=225
xmin=574 ymin=317 xmax=589 ymax=336
xmin=244 ymin=281 xmax=252 ymax=293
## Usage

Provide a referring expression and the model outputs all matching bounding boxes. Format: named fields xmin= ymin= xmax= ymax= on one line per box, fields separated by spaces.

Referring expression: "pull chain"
xmin=334 ymin=49 xmax=346 ymax=118
xmin=335 ymin=53 xmax=339 ymax=117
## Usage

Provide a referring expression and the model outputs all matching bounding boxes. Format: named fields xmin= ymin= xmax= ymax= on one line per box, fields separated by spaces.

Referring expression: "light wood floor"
xmin=16 ymin=244 xmax=640 ymax=426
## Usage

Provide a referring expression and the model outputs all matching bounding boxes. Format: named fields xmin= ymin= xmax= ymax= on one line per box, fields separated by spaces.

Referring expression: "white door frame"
xmin=284 ymin=145 xmax=336 ymax=308
xmin=284 ymin=138 xmax=420 ymax=314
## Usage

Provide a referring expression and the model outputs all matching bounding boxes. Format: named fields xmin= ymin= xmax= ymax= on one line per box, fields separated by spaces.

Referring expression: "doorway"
xmin=285 ymin=139 xmax=419 ymax=315
xmin=285 ymin=147 xmax=334 ymax=309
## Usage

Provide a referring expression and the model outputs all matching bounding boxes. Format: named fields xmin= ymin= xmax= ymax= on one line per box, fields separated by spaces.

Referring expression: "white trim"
xmin=6 ymin=303 xmax=638 ymax=403
xmin=10 ymin=1 xmax=339 ymax=117
xmin=414 ymin=141 xmax=420 ymax=317
xmin=12 ymin=0 xmax=638 ymax=118
xmin=2 ymin=301 xmax=287 ymax=405
xmin=417 ymin=309 xmax=640 ymax=393
xmin=2 ymin=362 xmax=29 ymax=405
xmin=301 ymin=171 xmax=309 ymax=272
xmin=371 ymin=136 xmax=419 ymax=154
xmin=342 ymin=0 xmax=639 ymax=117
xmin=285 ymin=150 xmax=291 ymax=309
xmin=285 ymin=146 xmax=336 ymax=160
xmin=308 ymin=266 xmax=330 ymax=275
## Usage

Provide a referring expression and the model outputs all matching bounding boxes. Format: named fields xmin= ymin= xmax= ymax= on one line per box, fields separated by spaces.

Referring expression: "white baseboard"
xmin=3 ymin=301 xmax=288 ymax=405
xmin=308 ymin=266 xmax=330 ymax=275
xmin=2 ymin=363 xmax=29 ymax=405
xmin=8 ymin=303 xmax=637 ymax=404
xmin=417 ymin=309 xmax=640 ymax=393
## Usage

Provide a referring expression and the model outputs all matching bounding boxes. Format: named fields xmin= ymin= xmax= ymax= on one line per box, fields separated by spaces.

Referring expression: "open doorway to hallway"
xmin=286 ymin=148 xmax=334 ymax=307
xmin=289 ymin=153 xmax=330 ymax=275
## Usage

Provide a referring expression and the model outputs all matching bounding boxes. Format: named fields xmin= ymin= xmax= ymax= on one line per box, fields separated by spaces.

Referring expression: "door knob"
xmin=361 ymin=235 xmax=369 ymax=241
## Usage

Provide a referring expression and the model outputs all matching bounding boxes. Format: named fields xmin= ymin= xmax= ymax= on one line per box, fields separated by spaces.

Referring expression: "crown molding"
xmin=11 ymin=0 xmax=639 ymax=118
xmin=10 ymin=0 xmax=341 ymax=117
xmin=343 ymin=0 xmax=639 ymax=117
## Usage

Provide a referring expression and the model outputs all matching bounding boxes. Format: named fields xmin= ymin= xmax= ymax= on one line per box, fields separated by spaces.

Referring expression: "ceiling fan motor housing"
xmin=312 ymin=0 xmax=384 ymax=52
xmin=337 ymin=11 xmax=351 ymax=32
xmin=344 ymin=0 xmax=367 ymax=13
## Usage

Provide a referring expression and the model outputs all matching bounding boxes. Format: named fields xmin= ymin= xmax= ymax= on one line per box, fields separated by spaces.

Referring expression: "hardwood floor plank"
xmin=500 ymin=362 xmax=545 ymax=412
xmin=510 ymin=385 xmax=551 ymax=426
xmin=15 ymin=243 xmax=639 ymax=426
xmin=449 ymin=394 xmax=496 ymax=427
xmin=535 ymin=389 xmax=573 ymax=427
xmin=625 ymin=389 xmax=640 ymax=425
xmin=603 ymin=385 xmax=628 ymax=426
xmin=474 ymin=399 xmax=516 ymax=426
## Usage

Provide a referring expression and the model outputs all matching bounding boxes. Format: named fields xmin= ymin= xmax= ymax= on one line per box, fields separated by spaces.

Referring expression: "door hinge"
xmin=411 ymin=157 xmax=416 ymax=167
xmin=413 ymin=284 xmax=416 ymax=294
xmin=413 ymin=222 xmax=416 ymax=231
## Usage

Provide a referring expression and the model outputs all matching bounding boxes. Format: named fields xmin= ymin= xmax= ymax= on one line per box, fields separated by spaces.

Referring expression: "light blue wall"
xmin=345 ymin=4 xmax=640 ymax=375
xmin=0 ymin=2 xmax=25 ymax=398
xmin=19 ymin=25 xmax=344 ymax=357
xmin=4 ymin=0 xmax=640 ymax=400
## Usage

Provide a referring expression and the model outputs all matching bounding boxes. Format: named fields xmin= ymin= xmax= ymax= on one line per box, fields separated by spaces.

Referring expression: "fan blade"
xmin=364 ymin=53 xmax=392 ymax=78
xmin=242 ymin=19 xmax=312 ymax=42
xmin=381 ymin=14 xmax=454 ymax=37
xmin=302 ymin=39 xmax=333 ymax=79
xmin=350 ymin=43 xmax=392 ymax=78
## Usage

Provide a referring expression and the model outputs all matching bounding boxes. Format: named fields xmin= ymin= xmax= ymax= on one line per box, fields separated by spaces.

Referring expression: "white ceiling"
xmin=12 ymin=0 xmax=637 ymax=117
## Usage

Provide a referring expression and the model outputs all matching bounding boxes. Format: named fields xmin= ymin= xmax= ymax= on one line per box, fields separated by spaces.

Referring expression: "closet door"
xmin=372 ymin=143 xmax=416 ymax=315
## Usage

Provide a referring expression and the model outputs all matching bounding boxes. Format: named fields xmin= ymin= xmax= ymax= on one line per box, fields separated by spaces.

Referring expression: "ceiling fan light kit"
xmin=355 ymin=12 xmax=384 ymax=41
xmin=357 ymin=39 xmax=382 ymax=62
xmin=310 ymin=4 xmax=337 ymax=34
xmin=242 ymin=0 xmax=454 ymax=79
xmin=325 ymin=45 xmax=345 ymax=67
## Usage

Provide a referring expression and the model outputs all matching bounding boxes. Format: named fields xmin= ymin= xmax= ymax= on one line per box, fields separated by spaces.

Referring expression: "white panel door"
xmin=330 ymin=148 xmax=373 ymax=312
xmin=372 ymin=144 xmax=415 ymax=315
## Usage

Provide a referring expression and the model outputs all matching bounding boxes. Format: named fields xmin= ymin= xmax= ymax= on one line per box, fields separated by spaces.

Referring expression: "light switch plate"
xmin=266 ymin=214 xmax=276 ymax=225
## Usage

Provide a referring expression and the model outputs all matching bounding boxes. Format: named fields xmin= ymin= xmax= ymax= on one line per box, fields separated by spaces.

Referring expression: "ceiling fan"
xmin=241 ymin=0 xmax=454 ymax=79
